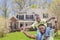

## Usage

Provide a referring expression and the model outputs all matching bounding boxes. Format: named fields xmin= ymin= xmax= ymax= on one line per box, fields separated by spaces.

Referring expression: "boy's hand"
xmin=51 ymin=17 xmax=55 ymax=19
xmin=20 ymin=27 xmax=26 ymax=32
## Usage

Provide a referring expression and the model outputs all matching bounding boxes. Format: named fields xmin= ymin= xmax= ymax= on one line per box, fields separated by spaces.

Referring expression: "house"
xmin=9 ymin=8 xmax=56 ymax=32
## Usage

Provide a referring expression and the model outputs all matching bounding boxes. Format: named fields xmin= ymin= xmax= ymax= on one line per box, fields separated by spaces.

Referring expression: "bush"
xmin=0 ymin=26 xmax=9 ymax=37
xmin=0 ymin=27 xmax=5 ymax=37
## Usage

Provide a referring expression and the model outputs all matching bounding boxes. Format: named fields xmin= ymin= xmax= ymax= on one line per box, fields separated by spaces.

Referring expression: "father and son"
xmin=20 ymin=15 xmax=57 ymax=40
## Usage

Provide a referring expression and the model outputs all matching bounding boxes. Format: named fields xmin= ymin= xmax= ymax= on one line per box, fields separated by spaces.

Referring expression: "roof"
xmin=10 ymin=16 xmax=18 ymax=21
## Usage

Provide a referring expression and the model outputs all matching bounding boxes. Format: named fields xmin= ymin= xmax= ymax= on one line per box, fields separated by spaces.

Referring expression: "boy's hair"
xmin=38 ymin=24 xmax=45 ymax=27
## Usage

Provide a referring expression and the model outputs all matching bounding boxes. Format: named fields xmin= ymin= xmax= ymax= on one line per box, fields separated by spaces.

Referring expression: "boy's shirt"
xmin=31 ymin=19 xmax=46 ymax=29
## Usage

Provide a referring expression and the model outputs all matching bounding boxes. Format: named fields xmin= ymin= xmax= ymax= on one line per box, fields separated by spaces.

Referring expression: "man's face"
xmin=39 ymin=26 xmax=45 ymax=33
xmin=36 ymin=16 xmax=41 ymax=22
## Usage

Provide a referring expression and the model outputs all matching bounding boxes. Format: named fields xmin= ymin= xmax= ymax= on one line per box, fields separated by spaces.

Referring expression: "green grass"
xmin=54 ymin=31 xmax=60 ymax=40
xmin=0 ymin=31 xmax=36 ymax=40
xmin=0 ymin=31 xmax=60 ymax=40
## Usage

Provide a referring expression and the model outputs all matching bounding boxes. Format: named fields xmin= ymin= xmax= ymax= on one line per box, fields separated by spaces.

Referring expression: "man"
xmin=22 ymin=24 xmax=50 ymax=40
xmin=21 ymin=15 xmax=56 ymax=40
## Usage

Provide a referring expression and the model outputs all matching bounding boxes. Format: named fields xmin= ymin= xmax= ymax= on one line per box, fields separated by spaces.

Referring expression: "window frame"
xmin=43 ymin=13 xmax=48 ymax=18
xmin=26 ymin=15 xmax=34 ymax=20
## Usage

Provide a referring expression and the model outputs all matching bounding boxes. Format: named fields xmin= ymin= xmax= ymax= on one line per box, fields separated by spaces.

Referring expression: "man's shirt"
xmin=36 ymin=27 xmax=50 ymax=40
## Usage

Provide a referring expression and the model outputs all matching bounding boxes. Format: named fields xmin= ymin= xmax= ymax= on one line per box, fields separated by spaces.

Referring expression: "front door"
xmin=10 ymin=22 xmax=17 ymax=32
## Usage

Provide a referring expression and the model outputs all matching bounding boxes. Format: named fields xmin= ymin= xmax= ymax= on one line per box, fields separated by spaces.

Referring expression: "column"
xmin=24 ymin=22 xmax=25 ymax=27
xmin=18 ymin=22 xmax=20 ymax=28
xmin=24 ymin=14 xmax=26 ymax=20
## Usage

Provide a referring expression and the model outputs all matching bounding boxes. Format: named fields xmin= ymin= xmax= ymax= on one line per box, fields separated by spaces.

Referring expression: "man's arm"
xmin=23 ymin=31 xmax=36 ymax=39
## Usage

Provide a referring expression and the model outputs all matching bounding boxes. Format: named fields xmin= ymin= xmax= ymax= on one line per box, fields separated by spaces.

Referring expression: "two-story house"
xmin=9 ymin=8 xmax=56 ymax=32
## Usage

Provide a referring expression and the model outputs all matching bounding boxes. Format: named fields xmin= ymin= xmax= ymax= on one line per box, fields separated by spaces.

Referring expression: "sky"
xmin=0 ymin=0 xmax=52 ymax=17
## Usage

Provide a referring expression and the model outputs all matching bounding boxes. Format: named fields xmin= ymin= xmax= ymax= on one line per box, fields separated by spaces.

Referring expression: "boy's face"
xmin=36 ymin=16 xmax=41 ymax=22
xmin=39 ymin=26 xmax=45 ymax=33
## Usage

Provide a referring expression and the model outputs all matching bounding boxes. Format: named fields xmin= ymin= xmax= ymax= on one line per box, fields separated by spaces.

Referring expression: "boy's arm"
xmin=23 ymin=31 xmax=36 ymax=39
xmin=24 ymin=26 xmax=32 ymax=29
xmin=20 ymin=26 xmax=32 ymax=31
xmin=54 ymin=21 xmax=58 ymax=33
xmin=21 ymin=22 xmax=35 ymax=29
xmin=46 ymin=17 xmax=55 ymax=23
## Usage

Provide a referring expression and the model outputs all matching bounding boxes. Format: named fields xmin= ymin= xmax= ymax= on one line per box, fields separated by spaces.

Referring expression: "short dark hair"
xmin=38 ymin=24 xmax=45 ymax=27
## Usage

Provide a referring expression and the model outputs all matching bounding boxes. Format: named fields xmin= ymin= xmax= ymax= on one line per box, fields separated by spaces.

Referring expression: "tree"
xmin=11 ymin=0 xmax=25 ymax=14
xmin=0 ymin=0 xmax=9 ymax=37
xmin=48 ymin=0 xmax=60 ymax=29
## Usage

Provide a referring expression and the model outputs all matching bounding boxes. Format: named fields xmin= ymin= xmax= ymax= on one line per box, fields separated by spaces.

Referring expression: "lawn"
xmin=0 ymin=31 xmax=60 ymax=40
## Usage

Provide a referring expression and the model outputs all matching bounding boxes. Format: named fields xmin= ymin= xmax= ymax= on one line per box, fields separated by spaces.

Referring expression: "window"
xmin=26 ymin=15 xmax=34 ymax=20
xmin=19 ymin=15 xmax=24 ymax=20
xmin=43 ymin=13 xmax=48 ymax=18
xmin=20 ymin=23 xmax=24 ymax=27
xmin=16 ymin=15 xmax=24 ymax=20
xmin=26 ymin=24 xmax=28 ymax=26
xmin=16 ymin=15 xmax=19 ymax=18
xmin=20 ymin=24 xmax=23 ymax=27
